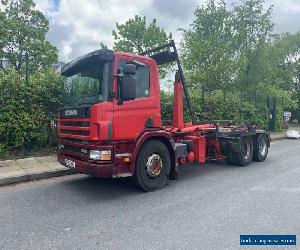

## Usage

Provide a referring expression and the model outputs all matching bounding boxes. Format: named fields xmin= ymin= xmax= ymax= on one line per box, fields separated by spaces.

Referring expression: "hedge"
xmin=0 ymin=69 xmax=64 ymax=157
xmin=161 ymin=90 xmax=275 ymax=131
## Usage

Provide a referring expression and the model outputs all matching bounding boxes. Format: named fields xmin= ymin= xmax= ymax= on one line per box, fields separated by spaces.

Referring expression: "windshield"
xmin=64 ymin=62 xmax=112 ymax=106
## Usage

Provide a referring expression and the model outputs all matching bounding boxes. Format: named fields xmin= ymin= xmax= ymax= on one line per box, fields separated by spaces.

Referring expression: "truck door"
xmin=113 ymin=59 xmax=160 ymax=140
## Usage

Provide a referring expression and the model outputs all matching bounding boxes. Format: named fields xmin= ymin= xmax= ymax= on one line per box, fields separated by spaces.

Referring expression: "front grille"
xmin=60 ymin=129 xmax=89 ymax=136
xmin=60 ymin=121 xmax=90 ymax=127
xmin=62 ymin=144 xmax=89 ymax=155
xmin=58 ymin=115 xmax=90 ymax=139
xmin=60 ymin=137 xmax=89 ymax=144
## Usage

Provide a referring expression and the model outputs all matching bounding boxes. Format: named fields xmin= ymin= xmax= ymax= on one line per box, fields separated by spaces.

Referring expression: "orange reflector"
xmin=123 ymin=157 xmax=130 ymax=162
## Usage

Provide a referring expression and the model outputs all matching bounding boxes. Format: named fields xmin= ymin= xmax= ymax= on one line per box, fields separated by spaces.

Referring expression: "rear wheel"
xmin=253 ymin=134 xmax=269 ymax=162
xmin=135 ymin=140 xmax=171 ymax=192
xmin=231 ymin=137 xmax=253 ymax=166
xmin=226 ymin=152 xmax=236 ymax=165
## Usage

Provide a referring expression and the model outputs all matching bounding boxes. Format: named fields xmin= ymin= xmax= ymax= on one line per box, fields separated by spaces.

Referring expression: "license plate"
xmin=64 ymin=159 xmax=75 ymax=168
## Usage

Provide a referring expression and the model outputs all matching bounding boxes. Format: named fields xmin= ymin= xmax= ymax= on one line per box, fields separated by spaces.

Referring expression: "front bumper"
xmin=57 ymin=153 xmax=116 ymax=178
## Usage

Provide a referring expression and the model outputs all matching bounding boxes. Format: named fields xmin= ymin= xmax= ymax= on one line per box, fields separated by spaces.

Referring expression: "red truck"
xmin=57 ymin=40 xmax=270 ymax=191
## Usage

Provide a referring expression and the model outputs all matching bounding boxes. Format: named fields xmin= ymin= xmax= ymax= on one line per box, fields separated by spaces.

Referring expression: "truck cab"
xmin=57 ymin=49 xmax=164 ymax=179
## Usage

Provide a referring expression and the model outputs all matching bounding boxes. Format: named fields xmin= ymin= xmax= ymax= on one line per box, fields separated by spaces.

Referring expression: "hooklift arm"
xmin=139 ymin=40 xmax=196 ymax=124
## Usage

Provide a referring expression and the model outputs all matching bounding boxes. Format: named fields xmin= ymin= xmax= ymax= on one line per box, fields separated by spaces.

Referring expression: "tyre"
xmin=226 ymin=152 xmax=236 ymax=165
xmin=135 ymin=140 xmax=171 ymax=192
xmin=253 ymin=134 xmax=269 ymax=162
xmin=231 ymin=137 xmax=253 ymax=166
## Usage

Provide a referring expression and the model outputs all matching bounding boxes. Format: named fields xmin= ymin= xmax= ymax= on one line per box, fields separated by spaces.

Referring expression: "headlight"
xmin=89 ymin=150 xmax=112 ymax=161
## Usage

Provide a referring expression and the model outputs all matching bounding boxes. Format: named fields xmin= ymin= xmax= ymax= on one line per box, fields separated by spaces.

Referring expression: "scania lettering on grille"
xmin=64 ymin=109 xmax=77 ymax=116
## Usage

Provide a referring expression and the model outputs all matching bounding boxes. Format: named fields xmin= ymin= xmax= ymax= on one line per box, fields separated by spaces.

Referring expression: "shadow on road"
xmin=61 ymin=175 xmax=141 ymax=199
xmin=58 ymin=160 xmax=239 ymax=201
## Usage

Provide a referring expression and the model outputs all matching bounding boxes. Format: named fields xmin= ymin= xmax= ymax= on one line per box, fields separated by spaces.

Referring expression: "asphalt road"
xmin=0 ymin=139 xmax=299 ymax=250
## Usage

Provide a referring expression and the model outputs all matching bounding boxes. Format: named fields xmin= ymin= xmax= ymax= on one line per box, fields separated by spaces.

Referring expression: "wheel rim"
xmin=146 ymin=154 xmax=163 ymax=178
xmin=242 ymin=141 xmax=251 ymax=159
xmin=258 ymin=137 xmax=267 ymax=156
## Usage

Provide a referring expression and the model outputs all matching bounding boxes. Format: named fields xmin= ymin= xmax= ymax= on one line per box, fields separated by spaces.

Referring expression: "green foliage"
xmin=161 ymin=90 xmax=270 ymax=130
xmin=112 ymin=15 xmax=172 ymax=53
xmin=100 ymin=42 xmax=108 ymax=49
xmin=160 ymin=91 xmax=173 ymax=123
xmin=181 ymin=0 xmax=235 ymax=92
xmin=0 ymin=69 xmax=64 ymax=157
xmin=181 ymin=0 xmax=276 ymax=91
xmin=232 ymin=0 xmax=274 ymax=89
xmin=0 ymin=0 xmax=58 ymax=71
xmin=0 ymin=0 xmax=62 ymax=157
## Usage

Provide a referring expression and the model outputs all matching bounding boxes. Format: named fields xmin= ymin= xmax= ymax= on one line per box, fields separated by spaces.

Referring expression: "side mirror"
xmin=121 ymin=75 xmax=136 ymax=101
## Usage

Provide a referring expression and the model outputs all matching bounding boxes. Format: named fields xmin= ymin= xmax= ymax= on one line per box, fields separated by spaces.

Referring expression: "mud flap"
xmin=169 ymin=162 xmax=179 ymax=180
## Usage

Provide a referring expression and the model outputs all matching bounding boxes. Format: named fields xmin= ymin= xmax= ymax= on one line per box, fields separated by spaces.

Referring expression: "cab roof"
xmin=61 ymin=49 xmax=159 ymax=77
xmin=61 ymin=49 xmax=114 ymax=77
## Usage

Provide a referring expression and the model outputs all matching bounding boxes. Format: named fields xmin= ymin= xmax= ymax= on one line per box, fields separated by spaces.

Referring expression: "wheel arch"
xmin=130 ymin=131 xmax=177 ymax=180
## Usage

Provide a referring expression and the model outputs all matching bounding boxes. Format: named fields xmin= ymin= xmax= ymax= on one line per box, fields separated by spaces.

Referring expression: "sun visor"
xmin=61 ymin=49 xmax=114 ymax=76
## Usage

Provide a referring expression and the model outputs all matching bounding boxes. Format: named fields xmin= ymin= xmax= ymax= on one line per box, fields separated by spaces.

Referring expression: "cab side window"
xmin=119 ymin=60 xmax=150 ymax=98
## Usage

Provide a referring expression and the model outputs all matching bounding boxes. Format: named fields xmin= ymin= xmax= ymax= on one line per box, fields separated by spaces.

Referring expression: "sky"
xmin=34 ymin=0 xmax=300 ymax=63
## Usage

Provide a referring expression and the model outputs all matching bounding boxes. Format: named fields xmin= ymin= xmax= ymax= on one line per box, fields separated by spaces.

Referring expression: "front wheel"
xmin=135 ymin=140 xmax=171 ymax=192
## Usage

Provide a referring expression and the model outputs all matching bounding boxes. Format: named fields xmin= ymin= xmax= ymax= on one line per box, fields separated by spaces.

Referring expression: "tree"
xmin=0 ymin=0 xmax=58 ymax=71
xmin=100 ymin=42 xmax=108 ymax=49
xmin=232 ymin=0 xmax=274 ymax=89
xmin=112 ymin=15 xmax=172 ymax=53
xmin=181 ymin=0 xmax=278 ymax=93
xmin=269 ymin=32 xmax=300 ymax=111
xmin=181 ymin=0 xmax=235 ymax=94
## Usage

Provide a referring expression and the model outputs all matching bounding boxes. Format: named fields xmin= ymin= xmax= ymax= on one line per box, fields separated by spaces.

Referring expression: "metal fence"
xmin=197 ymin=89 xmax=286 ymax=131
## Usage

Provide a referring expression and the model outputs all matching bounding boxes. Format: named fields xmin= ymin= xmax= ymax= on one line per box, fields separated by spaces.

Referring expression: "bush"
xmin=0 ymin=69 xmax=64 ymax=157
xmin=160 ymin=90 xmax=271 ymax=130
xmin=160 ymin=91 xmax=173 ymax=123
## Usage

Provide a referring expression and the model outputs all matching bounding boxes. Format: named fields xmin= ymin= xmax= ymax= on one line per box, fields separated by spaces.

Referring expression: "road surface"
xmin=0 ymin=139 xmax=299 ymax=249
